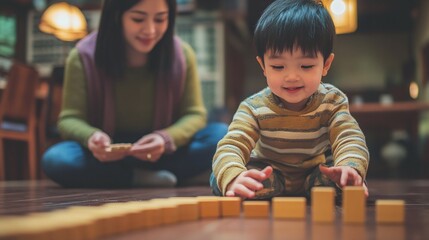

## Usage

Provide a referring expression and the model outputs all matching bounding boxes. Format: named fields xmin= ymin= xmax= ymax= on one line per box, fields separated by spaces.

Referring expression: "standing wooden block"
xmin=312 ymin=187 xmax=335 ymax=223
xmin=272 ymin=197 xmax=306 ymax=219
xmin=0 ymin=216 xmax=53 ymax=240
xmin=66 ymin=206 xmax=107 ymax=238
xmin=196 ymin=196 xmax=221 ymax=219
xmin=150 ymin=199 xmax=179 ymax=225
xmin=343 ymin=186 xmax=366 ymax=224
xmin=220 ymin=197 xmax=242 ymax=217
xmin=50 ymin=208 xmax=99 ymax=240
xmin=243 ymin=201 xmax=270 ymax=218
xmin=121 ymin=201 xmax=163 ymax=230
xmin=375 ymin=200 xmax=405 ymax=224
xmin=168 ymin=197 xmax=199 ymax=222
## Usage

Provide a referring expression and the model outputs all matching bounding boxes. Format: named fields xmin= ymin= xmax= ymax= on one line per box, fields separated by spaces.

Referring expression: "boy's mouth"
xmin=283 ymin=86 xmax=303 ymax=92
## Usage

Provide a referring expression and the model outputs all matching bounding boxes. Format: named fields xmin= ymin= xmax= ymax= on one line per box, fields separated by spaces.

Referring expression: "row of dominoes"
xmin=0 ymin=186 xmax=404 ymax=240
xmin=252 ymin=186 xmax=405 ymax=224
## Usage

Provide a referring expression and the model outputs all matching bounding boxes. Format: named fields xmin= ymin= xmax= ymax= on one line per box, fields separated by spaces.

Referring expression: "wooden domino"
xmin=343 ymin=186 xmax=366 ymax=224
xmin=168 ymin=197 xmax=199 ymax=222
xmin=312 ymin=187 xmax=335 ymax=223
xmin=272 ymin=197 xmax=306 ymax=219
xmin=105 ymin=143 xmax=132 ymax=152
xmin=220 ymin=197 xmax=242 ymax=217
xmin=0 ymin=193 xmax=407 ymax=239
xmin=243 ymin=201 xmax=270 ymax=218
xmin=196 ymin=196 xmax=221 ymax=219
xmin=0 ymin=216 xmax=52 ymax=240
xmin=150 ymin=198 xmax=179 ymax=225
xmin=375 ymin=200 xmax=405 ymax=223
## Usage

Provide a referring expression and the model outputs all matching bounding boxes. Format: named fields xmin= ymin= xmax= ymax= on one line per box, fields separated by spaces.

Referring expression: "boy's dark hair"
xmin=254 ymin=0 xmax=335 ymax=61
xmin=95 ymin=0 xmax=177 ymax=79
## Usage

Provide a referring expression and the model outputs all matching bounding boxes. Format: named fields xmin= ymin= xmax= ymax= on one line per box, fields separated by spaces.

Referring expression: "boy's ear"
xmin=256 ymin=56 xmax=266 ymax=76
xmin=322 ymin=53 xmax=335 ymax=76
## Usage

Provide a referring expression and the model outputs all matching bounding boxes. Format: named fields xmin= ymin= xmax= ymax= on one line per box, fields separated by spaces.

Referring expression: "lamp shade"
xmin=39 ymin=2 xmax=87 ymax=41
xmin=322 ymin=0 xmax=357 ymax=34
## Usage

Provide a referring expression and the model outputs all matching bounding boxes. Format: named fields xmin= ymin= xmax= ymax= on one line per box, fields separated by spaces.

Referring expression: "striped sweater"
xmin=212 ymin=83 xmax=369 ymax=195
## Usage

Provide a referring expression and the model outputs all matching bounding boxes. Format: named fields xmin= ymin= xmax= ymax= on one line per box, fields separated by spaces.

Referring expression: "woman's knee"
xmin=196 ymin=122 xmax=228 ymax=143
xmin=41 ymin=141 xmax=86 ymax=175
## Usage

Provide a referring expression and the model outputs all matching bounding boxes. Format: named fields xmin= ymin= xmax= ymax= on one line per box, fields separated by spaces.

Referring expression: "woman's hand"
xmin=129 ymin=133 xmax=165 ymax=162
xmin=225 ymin=166 xmax=273 ymax=199
xmin=319 ymin=164 xmax=369 ymax=197
xmin=88 ymin=131 xmax=128 ymax=162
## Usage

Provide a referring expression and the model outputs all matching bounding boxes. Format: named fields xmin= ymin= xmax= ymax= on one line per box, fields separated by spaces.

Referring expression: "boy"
xmin=211 ymin=0 xmax=369 ymax=199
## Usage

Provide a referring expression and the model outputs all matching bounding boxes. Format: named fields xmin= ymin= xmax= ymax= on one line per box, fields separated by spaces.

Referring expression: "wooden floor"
xmin=1 ymin=179 xmax=428 ymax=240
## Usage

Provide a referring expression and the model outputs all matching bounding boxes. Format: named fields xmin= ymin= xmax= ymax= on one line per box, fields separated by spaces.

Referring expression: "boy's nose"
xmin=283 ymin=72 xmax=300 ymax=82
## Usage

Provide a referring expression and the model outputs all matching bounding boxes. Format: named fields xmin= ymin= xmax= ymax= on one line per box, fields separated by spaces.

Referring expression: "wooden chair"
xmin=0 ymin=61 xmax=39 ymax=180
xmin=38 ymin=66 xmax=63 ymax=159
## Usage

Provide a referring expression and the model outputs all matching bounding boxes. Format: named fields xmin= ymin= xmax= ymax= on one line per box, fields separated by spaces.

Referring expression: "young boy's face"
xmin=257 ymin=48 xmax=334 ymax=111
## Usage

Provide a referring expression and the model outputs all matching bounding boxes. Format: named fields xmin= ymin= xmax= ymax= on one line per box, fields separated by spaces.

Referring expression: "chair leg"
xmin=28 ymin=137 xmax=38 ymax=180
xmin=0 ymin=138 xmax=4 ymax=181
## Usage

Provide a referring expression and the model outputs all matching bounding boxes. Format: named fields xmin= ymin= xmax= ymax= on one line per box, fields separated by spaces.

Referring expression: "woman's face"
xmin=122 ymin=0 xmax=169 ymax=55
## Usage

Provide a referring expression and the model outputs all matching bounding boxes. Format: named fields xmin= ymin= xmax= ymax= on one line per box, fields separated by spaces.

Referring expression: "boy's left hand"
xmin=319 ymin=164 xmax=368 ymax=197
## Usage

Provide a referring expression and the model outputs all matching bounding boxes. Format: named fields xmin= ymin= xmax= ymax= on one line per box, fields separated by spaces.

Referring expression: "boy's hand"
xmin=225 ymin=166 xmax=273 ymax=199
xmin=319 ymin=164 xmax=369 ymax=197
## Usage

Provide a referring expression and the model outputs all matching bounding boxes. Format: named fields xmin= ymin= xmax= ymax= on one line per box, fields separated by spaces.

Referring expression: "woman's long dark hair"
xmin=94 ymin=0 xmax=177 ymax=79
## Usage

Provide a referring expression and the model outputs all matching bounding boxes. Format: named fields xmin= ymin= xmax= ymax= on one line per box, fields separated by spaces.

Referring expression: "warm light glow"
xmin=39 ymin=2 xmax=87 ymax=41
xmin=322 ymin=0 xmax=357 ymax=34
xmin=409 ymin=81 xmax=419 ymax=99
xmin=330 ymin=0 xmax=346 ymax=15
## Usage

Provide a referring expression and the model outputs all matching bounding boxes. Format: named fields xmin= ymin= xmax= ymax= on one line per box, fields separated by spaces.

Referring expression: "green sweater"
xmin=58 ymin=41 xmax=207 ymax=148
xmin=212 ymin=84 xmax=369 ymax=195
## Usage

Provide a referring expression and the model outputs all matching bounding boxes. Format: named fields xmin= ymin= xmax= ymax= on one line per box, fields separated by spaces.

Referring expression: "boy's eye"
xmin=301 ymin=65 xmax=314 ymax=69
xmin=270 ymin=65 xmax=284 ymax=70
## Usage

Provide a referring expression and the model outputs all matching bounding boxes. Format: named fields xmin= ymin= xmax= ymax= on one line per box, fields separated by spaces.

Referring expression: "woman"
xmin=41 ymin=0 xmax=228 ymax=188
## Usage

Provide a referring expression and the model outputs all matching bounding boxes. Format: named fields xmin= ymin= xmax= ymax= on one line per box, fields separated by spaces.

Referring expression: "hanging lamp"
xmin=39 ymin=2 xmax=87 ymax=41
xmin=322 ymin=0 xmax=358 ymax=34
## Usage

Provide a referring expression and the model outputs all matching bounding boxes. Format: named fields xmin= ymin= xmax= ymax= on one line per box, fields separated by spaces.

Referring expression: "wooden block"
xmin=243 ymin=201 xmax=270 ymax=218
xmin=375 ymin=200 xmax=405 ymax=224
xmin=48 ymin=209 xmax=100 ymax=240
xmin=0 ymin=211 xmax=95 ymax=240
xmin=196 ymin=196 xmax=221 ymax=219
xmin=96 ymin=203 xmax=139 ymax=234
xmin=34 ymin=211 xmax=97 ymax=240
xmin=149 ymin=199 xmax=179 ymax=225
xmin=168 ymin=197 xmax=199 ymax=222
xmin=123 ymin=201 xmax=162 ymax=228
xmin=343 ymin=186 xmax=366 ymax=224
xmin=105 ymin=143 xmax=132 ymax=152
xmin=272 ymin=197 xmax=306 ymax=219
xmin=0 ymin=216 xmax=52 ymax=240
xmin=65 ymin=206 xmax=114 ymax=238
xmin=220 ymin=197 xmax=242 ymax=217
xmin=312 ymin=187 xmax=335 ymax=223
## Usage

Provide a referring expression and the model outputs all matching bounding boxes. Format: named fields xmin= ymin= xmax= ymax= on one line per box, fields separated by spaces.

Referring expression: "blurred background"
xmin=0 ymin=0 xmax=428 ymax=180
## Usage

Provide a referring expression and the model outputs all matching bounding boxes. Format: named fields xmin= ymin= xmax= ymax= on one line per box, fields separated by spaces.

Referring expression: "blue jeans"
xmin=42 ymin=122 xmax=228 ymax=188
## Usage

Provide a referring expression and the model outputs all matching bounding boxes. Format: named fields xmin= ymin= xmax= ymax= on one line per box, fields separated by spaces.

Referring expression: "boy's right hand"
xmin=225 ymin=166 xmax=273 ymax=199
